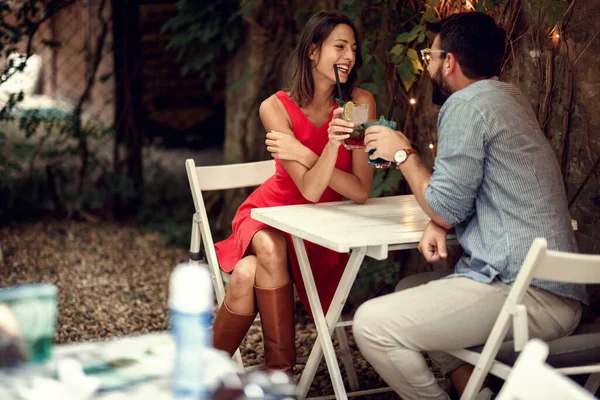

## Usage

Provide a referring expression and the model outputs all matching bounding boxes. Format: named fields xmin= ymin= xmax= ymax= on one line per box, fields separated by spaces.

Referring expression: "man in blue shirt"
xmin=353 ymin=12 xmax=585 ymax=400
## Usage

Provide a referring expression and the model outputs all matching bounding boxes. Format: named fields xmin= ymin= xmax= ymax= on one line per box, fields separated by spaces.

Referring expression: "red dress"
xmin=214 ymin=91 xmax=353 ymax=315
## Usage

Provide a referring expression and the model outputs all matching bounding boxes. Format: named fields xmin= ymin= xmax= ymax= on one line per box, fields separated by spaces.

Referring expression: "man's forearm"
xmin=399 ymin=156 xmax=453 ymax=229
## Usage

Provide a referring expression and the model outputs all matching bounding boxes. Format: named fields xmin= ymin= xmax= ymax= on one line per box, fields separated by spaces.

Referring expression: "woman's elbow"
xmin=352 ymin=192 xmax=369 ymax=204
xmin=301 ymin=189 xmax=321 ymax=203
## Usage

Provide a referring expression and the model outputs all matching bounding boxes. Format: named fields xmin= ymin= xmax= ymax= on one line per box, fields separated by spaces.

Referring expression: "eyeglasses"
xmin=420 ymin=48 xmax=447 ymax=66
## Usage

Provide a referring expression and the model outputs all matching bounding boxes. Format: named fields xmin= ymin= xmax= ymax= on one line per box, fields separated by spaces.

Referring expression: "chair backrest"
xmin=531 ymin=238 xmax=600 ymax=284
xmin=497 ymin=339 xmax=596 ymax=400
xmin=185 ymin=159 xmax=275 ymax=305
xmin=509 ymin=238 xmax=600 ymax=306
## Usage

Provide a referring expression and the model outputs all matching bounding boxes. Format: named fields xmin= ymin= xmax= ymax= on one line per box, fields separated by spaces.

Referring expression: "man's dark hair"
xmin=427 ymin=12 xmax=506 ymax=79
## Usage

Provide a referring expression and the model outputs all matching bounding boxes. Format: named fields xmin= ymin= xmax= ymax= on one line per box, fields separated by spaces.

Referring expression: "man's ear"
xmin=443 ymin=52 xmax=457 ymax=77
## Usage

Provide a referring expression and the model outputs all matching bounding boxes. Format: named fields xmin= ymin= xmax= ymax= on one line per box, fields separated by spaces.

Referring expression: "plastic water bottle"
xmin=169 ymin=262 xmax=213 ymax=400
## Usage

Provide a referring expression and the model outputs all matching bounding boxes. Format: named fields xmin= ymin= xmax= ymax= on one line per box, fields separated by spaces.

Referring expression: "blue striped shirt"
xmin=425 ymin=78 xmax=587 ymax=304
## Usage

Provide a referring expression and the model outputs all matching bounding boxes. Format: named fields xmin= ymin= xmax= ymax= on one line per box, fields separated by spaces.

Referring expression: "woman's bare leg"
xmin=212 ymin=255 xmax=258 ymax=356
xmin=224 ymin=255 xmax=258 ymax=314
xmin=251 ymin=228 xmax=290 ymax=288
xmin=250 ymin=228 xmax=296 ymax=371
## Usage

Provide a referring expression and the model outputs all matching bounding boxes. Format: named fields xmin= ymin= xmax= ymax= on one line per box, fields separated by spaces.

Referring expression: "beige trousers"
xmin=353 ymin=273 xmax=582 ymax=400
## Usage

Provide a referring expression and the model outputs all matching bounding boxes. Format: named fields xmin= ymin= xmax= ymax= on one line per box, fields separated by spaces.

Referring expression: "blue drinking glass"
xmin=365 ymin=118 xmax=398 ymax=168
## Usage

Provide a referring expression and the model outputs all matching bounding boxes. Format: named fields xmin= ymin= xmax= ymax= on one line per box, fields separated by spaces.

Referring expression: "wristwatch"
xmin=394 ymin=148 xmax=417 ymax=169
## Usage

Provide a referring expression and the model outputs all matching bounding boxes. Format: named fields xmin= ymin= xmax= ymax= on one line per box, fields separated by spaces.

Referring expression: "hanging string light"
xmin=550 ymin=24 xmax=561 ymax=43
xmin=409 ymin=98 xmax=416 ymax=105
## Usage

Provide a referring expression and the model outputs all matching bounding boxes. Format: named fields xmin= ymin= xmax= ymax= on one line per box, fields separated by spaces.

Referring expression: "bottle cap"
xmin=169 ymin=263 xmax=213 ymax=313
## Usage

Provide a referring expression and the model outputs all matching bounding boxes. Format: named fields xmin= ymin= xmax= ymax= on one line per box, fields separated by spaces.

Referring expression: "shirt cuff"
xmin=425 ymin=185 xmax=457 ymax=226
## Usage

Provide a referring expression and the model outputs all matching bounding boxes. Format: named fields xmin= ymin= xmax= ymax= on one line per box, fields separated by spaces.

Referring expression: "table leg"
xmin=292 ymin=235 xmax=367 ymax=399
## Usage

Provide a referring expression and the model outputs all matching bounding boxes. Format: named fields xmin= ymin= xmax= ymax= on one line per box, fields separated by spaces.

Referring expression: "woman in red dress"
xmin=212 ymin=11 xmax=376 ymax=371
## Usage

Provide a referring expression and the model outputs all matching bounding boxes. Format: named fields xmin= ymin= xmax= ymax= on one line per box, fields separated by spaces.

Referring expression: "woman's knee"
xmin=252 ymin=229 xmax=287 ymax=270
xmin=228 ymin=256 xmax=258 ymax=296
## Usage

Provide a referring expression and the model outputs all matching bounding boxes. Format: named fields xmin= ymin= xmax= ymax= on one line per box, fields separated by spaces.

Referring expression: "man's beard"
xmin=431 ymin=64 xmax=454 ymax=106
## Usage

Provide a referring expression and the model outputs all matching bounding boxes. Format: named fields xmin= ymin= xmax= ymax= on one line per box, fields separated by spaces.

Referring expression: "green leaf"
xmin=397 ymin=26 xmax=421 ymax=43
xmin=396 ymin=32 xmax=413 ymax=43
xmin=409 ymin=24 xmax=423 ymax=36
xmin=406 ymin=48 xmax=424 ymax=72
xmin=398 ymin=59 xmax=417 ymax=92
xmin=391 ymin=53 xmax=404 ymax=64
xmin=421 ymin=7 xmax=437 ymax=23
xmin=340 ymin=0 xmax=363 ymax=20
xmin=390 ymin=44 xmax=405 ymax=55
xmin=235 ymin=0 xmax=259 ymax=18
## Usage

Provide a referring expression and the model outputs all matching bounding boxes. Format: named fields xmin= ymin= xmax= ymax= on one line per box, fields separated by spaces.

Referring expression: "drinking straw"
xmin=333 ymin=64 xmax=344 ymax=101
xmin=387 ymin=72 xmax=400 ymax=121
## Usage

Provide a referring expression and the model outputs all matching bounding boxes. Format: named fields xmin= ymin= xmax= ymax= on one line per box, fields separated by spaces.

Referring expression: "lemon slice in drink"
xmin=343 ymin=101 xmax=354 ymax=121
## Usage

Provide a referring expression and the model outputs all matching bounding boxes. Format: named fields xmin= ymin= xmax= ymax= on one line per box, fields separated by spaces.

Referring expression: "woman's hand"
xmin=328 ymin=107 xmax=353 ymax=147
xmin=266 ymin=131 xmax=306 ymax=164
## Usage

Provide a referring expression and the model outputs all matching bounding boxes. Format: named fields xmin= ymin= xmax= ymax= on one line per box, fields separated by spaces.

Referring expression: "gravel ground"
xmin=0 ymin=220 xmax=447 ymax=399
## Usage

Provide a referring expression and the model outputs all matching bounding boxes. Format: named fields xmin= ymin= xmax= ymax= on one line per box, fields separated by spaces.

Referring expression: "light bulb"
xmin=429 ymin=143 xmax=434 ymax=149
xmin=409 ymin=98 xmax=416 ymax=105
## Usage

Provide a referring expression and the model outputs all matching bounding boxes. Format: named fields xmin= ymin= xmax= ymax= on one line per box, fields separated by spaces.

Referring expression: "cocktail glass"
xmin=343 ymin=103 xmax=368 ymax=150
xmin=365 ymin=118 xmax=397 ymax=169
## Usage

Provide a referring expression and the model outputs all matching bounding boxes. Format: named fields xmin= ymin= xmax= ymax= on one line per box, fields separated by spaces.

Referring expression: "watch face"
xmin=394 ymin=150 xmax=407 ymax=164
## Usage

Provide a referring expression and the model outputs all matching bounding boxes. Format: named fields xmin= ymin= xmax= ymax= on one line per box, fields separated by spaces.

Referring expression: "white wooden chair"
xmin=447 ymin=238 xmax=600 ymax=400
xmin=496 ymin=339 xmax=597 ymax=400
xmin=185 ymin=158 xmax=359 ymax=385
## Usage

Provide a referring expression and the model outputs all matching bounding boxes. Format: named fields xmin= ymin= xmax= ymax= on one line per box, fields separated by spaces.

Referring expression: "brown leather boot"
xmin=254 ymin=281 xmax=296 ymax=371
xmin=212 ymin=300 xmax=257 ymax=356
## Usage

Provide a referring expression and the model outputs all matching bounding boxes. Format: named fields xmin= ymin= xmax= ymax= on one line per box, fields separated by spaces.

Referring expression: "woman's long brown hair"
xmin=288 ymin=12 xmax=363 ymax=107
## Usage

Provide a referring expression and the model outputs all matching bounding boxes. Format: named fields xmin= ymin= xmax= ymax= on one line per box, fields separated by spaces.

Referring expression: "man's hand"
xmin=418 ymin=221 xmax=448 ymax=263
xmin=364 ymin=125 xmax=412 ymax=161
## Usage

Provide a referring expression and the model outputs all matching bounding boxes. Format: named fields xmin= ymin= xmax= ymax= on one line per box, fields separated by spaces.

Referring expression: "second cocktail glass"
xmin=365 ymin=117 xmax=397 ymax=169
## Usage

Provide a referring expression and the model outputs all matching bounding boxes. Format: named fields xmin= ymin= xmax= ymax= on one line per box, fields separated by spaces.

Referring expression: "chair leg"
xmin=233 ymin=348 xmax=244 ymax=367
xmin=188 ymin=216 xmax=201 ymax=265
xmin=584 ymin=373 xmax=600 ymax=395
xmin=335 ymin=325 xmax=360 ymax=392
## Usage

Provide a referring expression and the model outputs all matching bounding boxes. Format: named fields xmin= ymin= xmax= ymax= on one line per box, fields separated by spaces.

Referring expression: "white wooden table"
xmin=252 ymin=195 xmax=453 ymax=399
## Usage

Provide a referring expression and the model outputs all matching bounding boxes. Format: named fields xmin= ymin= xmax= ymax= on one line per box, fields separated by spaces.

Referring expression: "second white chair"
xmin=446 ymin=238 xmax=600 ymax=400
xmin=496 ymin=339 xmax=596 ymax=400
